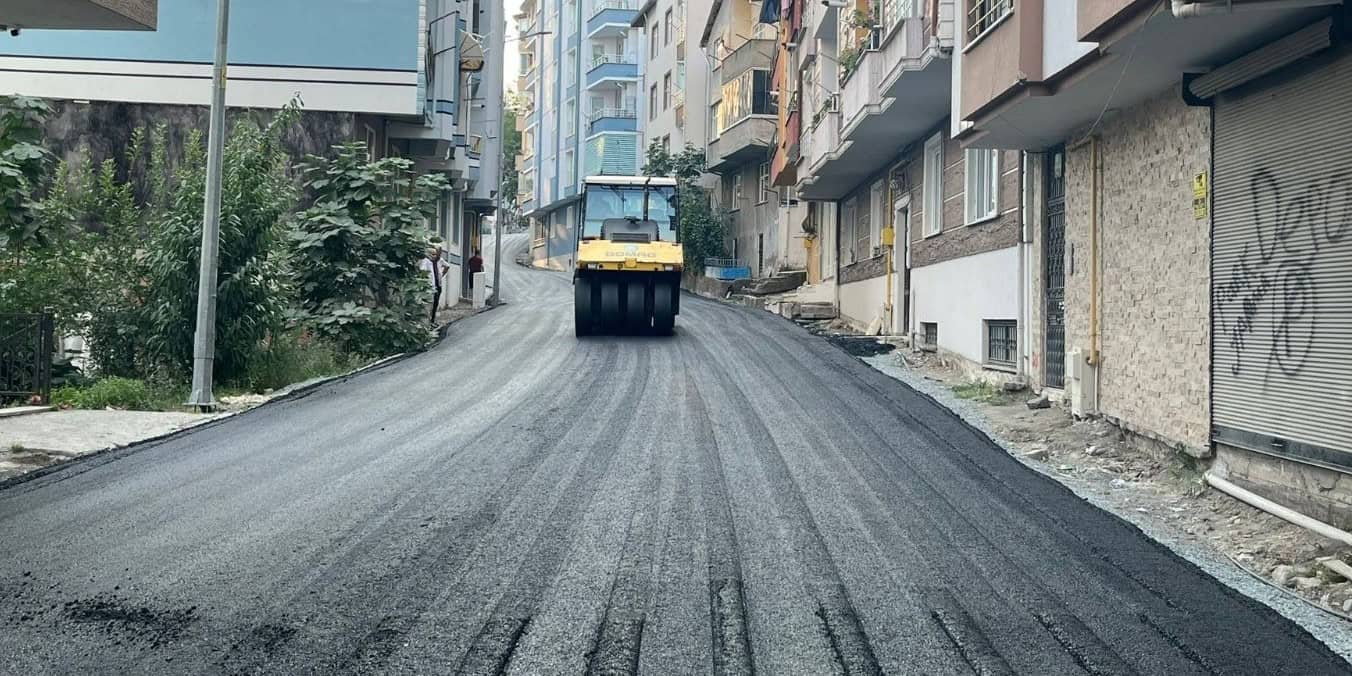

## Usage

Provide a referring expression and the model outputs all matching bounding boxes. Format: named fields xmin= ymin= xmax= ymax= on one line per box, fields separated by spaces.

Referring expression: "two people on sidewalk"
xmin=420 ymin=246 xmax=485 ymax=323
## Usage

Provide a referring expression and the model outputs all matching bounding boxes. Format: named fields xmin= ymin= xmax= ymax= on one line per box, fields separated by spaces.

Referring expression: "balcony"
xmin=798 ymin=106 xmax=842 ymax=199
xmin=707 ymin=116 xmax=775 ymax=174
xmin=588 ymin=0 xmax=640 ymax=39
xmin=7 ymin=0 xmax=157 ymax=29
xmin=586 ymin=54 xmax=639 ymax=90
xmin=588 ymin=108 xmax=638 ymax=134
xmin=802 ymin=10 xmax=951 ymax=199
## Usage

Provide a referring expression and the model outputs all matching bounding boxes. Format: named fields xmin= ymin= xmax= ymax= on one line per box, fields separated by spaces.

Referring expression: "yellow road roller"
xmin=573 ymin=176 xmax=683 ymax=336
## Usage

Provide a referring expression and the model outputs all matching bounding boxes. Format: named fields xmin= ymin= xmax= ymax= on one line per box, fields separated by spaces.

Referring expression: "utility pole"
xmin=187 ymin=0 xmax=230 ymax=410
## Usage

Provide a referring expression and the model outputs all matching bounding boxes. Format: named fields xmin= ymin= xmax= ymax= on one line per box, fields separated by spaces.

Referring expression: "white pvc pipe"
xmin=1204 ymin=471 xmax=1352 ymax=548
xmin=1172 ymin=0 xmax=1342 ymax=18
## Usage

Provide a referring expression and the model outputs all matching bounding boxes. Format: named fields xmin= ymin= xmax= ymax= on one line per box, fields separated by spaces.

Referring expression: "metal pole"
xmin=491 ymin=207 xmax=503 ymax=306
xmin=187 ymin=0 xmax=230 ymax=410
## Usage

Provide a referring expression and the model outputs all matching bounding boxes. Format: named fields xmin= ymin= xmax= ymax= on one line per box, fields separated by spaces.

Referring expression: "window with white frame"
xmin=651 ymin=21 xmax=660 ymax=56
xmin=964 ymin=148 xmax=999 ymax=224
xmin=664 ymin=72 xmax=672 ymax=109
xmin=922 ymin=133 xmax=943 ymax=236
xmin=665 ymin=8 xmax=674 ymax=45
xmin=649 ymin=84 xmax=658 ymax=120
xmin=733 ymin=173 xmax=744 ymax=205
xmin=855 ymin=193 xmax=871 ymax=262
xmin=869 ymin=180 xmax=884 ymax=256
xmin=841 ymin=197 xmax=858 ymax=264
xmin=779 ymin=186 xmax=799 ymax=208
xmin=563 ymin=149 xmax=575 ymax=186
xmin=758 ymin=163 xmax=770 ymax=203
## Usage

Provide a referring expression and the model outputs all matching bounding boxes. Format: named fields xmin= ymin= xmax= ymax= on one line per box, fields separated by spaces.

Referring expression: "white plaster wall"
xmin=838 ymin=275 xmax=887 ymax=330
xmin=1042 ymin=0 xmax=1098 ymax=79
xmin=911 ymin=245 xmax=1019 ymax=365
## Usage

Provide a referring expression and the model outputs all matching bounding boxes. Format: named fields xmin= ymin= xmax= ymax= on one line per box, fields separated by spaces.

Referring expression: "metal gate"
xmin=0 ymin=312 xmax=54 ymax=405
xmin=1212 ymin=47 xmax=1352 ymax=469
xmin=1043 ymin=147 xmax=1067 ymax=389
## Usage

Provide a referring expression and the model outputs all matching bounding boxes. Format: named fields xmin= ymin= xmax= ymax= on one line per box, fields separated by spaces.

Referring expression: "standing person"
xmin=421 ymin=246 xmax=447 ymax=323
xmin=467 ymin=248 xmax=485 ymax=293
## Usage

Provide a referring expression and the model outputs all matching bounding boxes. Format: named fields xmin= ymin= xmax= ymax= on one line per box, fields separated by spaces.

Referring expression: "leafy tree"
xmin=643 ymin=141 xmax=725 ymax=272
xmin=501 ymin=107 xmax=521 ymax=210
xmin=143 ymin=105 xmax=300 ymax=381
xmin=290 ymin=142 xmax=449 ymax=357
xmin=0 ymin=96 xmax=52 ymax=250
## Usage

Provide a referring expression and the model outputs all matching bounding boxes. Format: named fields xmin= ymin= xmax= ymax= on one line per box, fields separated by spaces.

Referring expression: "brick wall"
xmin=1057 ymin=86 xmax=1211 ymax=452
xmin=910 ymin=130 xmax=1020 ymax=269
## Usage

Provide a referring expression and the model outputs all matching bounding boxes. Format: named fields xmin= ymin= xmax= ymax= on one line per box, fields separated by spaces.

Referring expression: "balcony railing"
xmin=591 ymin=0 xmax=637 ymax=17
xmin=591 ymin=53 xmax=633 ymax=69
xmin=967 ymin=0 xmax=1012 ymax=42
xmin=589 ymin=107 xmax=637 ymax=123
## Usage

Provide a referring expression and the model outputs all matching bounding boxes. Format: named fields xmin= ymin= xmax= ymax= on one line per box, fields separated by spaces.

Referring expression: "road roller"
xmin=573 ymin=176 xmax=683 ymax=336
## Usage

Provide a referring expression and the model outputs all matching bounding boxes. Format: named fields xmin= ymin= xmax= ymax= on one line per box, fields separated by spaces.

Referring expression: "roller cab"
xmin=573 ymin=176 xmax=683 ymax=336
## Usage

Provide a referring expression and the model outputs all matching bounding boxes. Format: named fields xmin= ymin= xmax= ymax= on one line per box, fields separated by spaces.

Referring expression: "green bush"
xmin=143 ymin=104 xmax=300 ymax=380
xmin=52 ymin=377 xmax=151 ymax=410
xmin=642 ymin=142 xmax=725 ymax=272
xmin=0 ymin=96 xmax=52 ymax=251
xmin=290 ymin=142 xmax=446 ymax=358
xmin=240 ymin=329 xmax=356 ymax=392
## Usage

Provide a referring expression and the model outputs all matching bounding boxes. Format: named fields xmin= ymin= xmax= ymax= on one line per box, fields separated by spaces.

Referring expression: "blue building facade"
xmin=520 ymin=0 xmax=642 ymax=270
xmin=0 ymin=0 xmax=504 ymax=303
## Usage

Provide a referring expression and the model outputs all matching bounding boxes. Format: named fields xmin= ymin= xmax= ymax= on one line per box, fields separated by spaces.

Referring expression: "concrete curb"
xmin=0 ymin=405 xmax=55 ymax=420
xmin=0 ymin=306 xmax=499 ymax=492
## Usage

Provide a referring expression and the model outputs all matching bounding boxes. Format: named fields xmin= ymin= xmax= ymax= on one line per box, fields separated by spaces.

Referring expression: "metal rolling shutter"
xmin=1211 ymin=48 xmax=1352 ymax=470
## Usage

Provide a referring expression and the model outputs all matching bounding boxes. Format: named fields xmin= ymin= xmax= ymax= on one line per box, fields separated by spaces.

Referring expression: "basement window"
xmin=985 ymin=320 xmax=1017 ymax=370
xmin=920 ymin=322 xmax=938 ymax=352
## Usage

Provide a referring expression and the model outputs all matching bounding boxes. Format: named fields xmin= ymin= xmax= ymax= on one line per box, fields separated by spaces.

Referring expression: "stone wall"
xmin=1058 ymin=86 xmax=1211 ymax=452
xmin=41 ymin=100 xmax=360 ymax=205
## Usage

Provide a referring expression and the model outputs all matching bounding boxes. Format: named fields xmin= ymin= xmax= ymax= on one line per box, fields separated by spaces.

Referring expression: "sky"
xmin=503 ymin=0 xmax=525 ymax=95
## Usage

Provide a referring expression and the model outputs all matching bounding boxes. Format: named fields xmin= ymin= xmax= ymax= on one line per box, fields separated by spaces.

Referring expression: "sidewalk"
xmin=0 ymin=409 xmax=218 ymax=482
xmin=0 ymin=301 xmax=493 ymax=485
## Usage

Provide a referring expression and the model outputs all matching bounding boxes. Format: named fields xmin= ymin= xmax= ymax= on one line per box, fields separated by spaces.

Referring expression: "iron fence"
xmin=0 ymin=311 xmax=54 ymax=405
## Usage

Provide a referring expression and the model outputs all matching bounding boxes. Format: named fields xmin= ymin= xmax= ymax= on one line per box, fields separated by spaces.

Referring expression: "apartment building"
xmin=702 ymin=0 xmax=806 ymax=278
xmin=954 ymin=1 xmax=1352 ymax=523
xmin=0 ymin=0 xmax=504 ymax=304
xmin=3 ymin=1 xmax=156 ymax=30
xmin=632 ymin=0 xmax=715 ymax=158
xmin=521 ymin=0 xmax=644 ymax=270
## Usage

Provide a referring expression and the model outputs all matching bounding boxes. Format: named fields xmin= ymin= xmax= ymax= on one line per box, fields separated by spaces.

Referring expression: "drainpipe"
xmin=1017 ymin=151 xmax=1028 ymax=378
xmin=1172 ymin=0 xmax=1342 ymax=17
xmin=1088 ymin=136 xmax=1100 ymax=368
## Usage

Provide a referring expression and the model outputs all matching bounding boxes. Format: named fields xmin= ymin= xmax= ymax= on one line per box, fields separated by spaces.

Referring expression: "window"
xmin=661 ymin=135 xmax=671 ymax=153
xmin=780 ymin=186 xmax=799 ymax=208
xmin=985 ymin=320 xmax=1017 ymax=369
xmin=922 ymin=133 xmax=943 ymax=236
xmin=855 ymin=194 xmax=871 ymax=263
xmin=664 ymin=72 xmax=672 ymax=110
xmin=563 ymin=149 xmax=575 ymax=186
xmin=967 ymin=0 xmax=1013 ymax=43
xmin=365 ymin=126 xmax=377 ymax=162
xmin=450 ymin=196 xmax=460 ymax=245
xmin=649 ymin=84 xmax=658 ymax=120
xmin=651 ymin=22 xmax=660 ymax=56
xmin=870 ymin=180 xmax=884 ymax=255
xmin=566 ymin=49 xmax=577 ymax=88
xmin=717 ymin=69 xmax=773 ymax=132
xmin=757 ymin=162 xmax=770 ymax=204
xmin=733 ymin=173 xmax=744 ymax=204
xmin=665 ymin=8 xmax=674 ymax=45
xmin=565 ymin=99 xmax=576 ymax=136
xmin=841 ymin=197 xmax=857 ymax=264
xmin=921 ymin=322 xmax=938 ymax=351
xmin=964 ymin=148 xmax=999 ymax=224
xmin=882 ymin=0 xmax=917 ymax=34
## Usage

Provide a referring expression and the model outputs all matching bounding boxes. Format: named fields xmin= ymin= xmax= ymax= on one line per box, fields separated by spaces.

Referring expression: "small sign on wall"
xmin=1193 ymin=171 xmax=1209 ymax=221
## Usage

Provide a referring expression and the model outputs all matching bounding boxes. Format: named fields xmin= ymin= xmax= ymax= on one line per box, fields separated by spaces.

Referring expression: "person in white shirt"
xmin=419 ymin=246 xmax=448 ymax=323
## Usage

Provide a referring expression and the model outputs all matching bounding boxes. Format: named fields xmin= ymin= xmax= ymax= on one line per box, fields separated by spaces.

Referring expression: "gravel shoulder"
xmin=860 ymin=349 xmax=1352 ymax=662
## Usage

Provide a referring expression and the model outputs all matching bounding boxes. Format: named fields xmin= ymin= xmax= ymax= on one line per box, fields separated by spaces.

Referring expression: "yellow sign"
xmin=1193 ymin=171 xmax=1209 ymax=221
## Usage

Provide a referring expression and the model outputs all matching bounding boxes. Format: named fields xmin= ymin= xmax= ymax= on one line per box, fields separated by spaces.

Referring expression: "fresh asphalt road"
xmin=0 ymin=235 xmax=1346 ymax=675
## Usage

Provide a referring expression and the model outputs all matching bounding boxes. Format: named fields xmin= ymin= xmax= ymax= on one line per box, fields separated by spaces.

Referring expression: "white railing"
xmin=591 ymin=53 xmax=635 ymax=68
xmin=588 ymin=108 xmax=637 ymax=122
xmin=804 ymin=106 xmax=841 ymax=171
xmin=592 ymin=0 xmax=638 ymax=18
xmin=840 ymin=45 xmax=885 ymax=132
